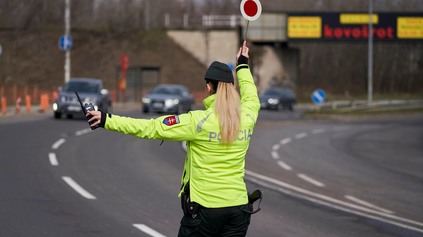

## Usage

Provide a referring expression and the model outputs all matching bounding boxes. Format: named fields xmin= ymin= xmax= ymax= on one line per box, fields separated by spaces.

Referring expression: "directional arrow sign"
xmin=311 ymin=89 xmax=326 ymax=104
xmin=59 ymin=35 xmax=73 ymax=51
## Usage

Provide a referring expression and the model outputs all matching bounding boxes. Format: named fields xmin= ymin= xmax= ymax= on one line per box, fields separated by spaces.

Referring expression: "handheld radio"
xmin=75 ymin=91 xmax=99 ymax=130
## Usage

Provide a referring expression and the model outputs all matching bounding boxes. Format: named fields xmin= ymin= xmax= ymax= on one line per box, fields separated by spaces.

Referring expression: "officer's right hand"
xmin=87 ymin=111 xmax=102 ymax=128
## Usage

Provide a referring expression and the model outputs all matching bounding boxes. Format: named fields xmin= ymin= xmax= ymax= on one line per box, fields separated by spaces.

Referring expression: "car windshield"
xmin=264 ymin=88 xmax=283 ymax=95
xmin=151 ymin=86 xmax=183 ymax=96
xmin=64 ymin=81 xmax=100 ymax=93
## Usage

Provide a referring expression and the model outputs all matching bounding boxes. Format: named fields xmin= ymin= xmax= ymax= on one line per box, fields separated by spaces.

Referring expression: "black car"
xmin=53 ymin=78 xmax=112 ymax=119
xmin=142 ymin=84 xmax=195 ymax=114
xmin=259 ymin=87 xmax=296 ymax=111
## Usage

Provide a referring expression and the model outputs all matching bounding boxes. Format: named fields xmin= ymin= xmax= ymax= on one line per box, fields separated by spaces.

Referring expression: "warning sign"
xmin=288 ymin=16 xmax=322 ymax=38
xmin=397 ymin=17 xmax=423 ymax=39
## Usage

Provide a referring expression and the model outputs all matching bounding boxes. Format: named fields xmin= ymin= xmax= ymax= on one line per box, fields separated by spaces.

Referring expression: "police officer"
xmin=87 ymin=41 xmax=260 ymax=236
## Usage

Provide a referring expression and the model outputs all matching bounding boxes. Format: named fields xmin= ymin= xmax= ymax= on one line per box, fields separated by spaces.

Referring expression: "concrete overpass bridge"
xmin=166 ymin=13 xmax=296 ymax=92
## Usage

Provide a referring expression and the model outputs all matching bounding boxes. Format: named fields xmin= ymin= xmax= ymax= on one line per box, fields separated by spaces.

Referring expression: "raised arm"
xmin=236 ymin=41 xmax=260 ymax=118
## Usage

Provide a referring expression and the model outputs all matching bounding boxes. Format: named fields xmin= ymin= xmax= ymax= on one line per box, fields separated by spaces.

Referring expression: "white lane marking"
xmin=297 ymin=173 xmax=325 ymax=187
xmin=295 ymin=132 xmax=308 ymax=139
xmin=345 ymin=195 xmax=395 ymax=215
xmin=75 ymin=128 xmax=92 ymax=136
xmin=49 ymin=153 xmax=59 ymax=166
xmin=272 ymin=144 xmax=280 ymax=151
xmin=62 ymin=176 xmax=97 ymax=200
xmin=311 ymin=128 xmax=326 ymax=134
xmin=271 ymin=151 xmax=279 ymax=160
xmin=245 ymin=170 xmax=423 ymax=231
xmin=52 ymin=138 xmax=66 ymax=150
xmin=277 ymin=161 xmax=292 ymax=171
xmin=280 ymin=138 xmax=292 ymax=145
xmin=133 ymin=224 xmax=166 ymax=237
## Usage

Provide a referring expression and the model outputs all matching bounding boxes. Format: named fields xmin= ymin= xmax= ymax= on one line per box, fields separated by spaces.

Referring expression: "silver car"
xmin=259 ymin=87 xmax=296 ymax=111
xmin=142 ymin=84 xmax=194 ymax=114
xmin=53 ymin=78 xmax=111 ymax=119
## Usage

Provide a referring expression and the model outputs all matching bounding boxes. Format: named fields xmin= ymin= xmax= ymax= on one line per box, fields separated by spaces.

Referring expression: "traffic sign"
xmin=240 ymin=0 xmax=262 ymax=21
xmin=59 ymin=35 xmax=73 ymax=51
xmin=227 ymin=63 xmax=235 ymax=71
xmin=311 ymin=89 xmax=326 ymax=104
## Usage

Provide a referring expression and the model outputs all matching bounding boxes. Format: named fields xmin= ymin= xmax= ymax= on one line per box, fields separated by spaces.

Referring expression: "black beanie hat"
xmin=204 ymin=61 xmax=234 ymax=83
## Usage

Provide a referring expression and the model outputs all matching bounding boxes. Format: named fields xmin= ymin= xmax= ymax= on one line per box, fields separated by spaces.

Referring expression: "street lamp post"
xmin=144 ymin=0 xmax=150 ymax=31
xmin=64 ymin=0 xmax=71 ymax=83
xmin=368 ymin=0 xmax=373 ymax=105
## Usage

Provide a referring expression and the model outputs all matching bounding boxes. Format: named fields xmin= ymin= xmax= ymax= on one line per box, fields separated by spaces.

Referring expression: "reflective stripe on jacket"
xmin=104 ymin=64 xmax=260 ymax=208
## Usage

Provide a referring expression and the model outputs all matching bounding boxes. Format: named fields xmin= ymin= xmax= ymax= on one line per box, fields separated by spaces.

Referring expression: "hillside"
xmin=0 ymin=29 xmax=207 ymax=102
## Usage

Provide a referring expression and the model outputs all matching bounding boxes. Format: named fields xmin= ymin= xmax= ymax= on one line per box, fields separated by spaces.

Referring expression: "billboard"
xmin=287 ymin=12 xmax=423 ymax=42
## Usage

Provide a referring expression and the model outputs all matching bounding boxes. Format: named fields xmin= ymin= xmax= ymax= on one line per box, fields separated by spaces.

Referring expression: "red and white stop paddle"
xmin=240 ymin=0 xmax=262 ymax=40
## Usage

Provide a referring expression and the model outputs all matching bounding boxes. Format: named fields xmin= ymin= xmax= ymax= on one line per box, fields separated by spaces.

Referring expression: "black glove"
xmin=237 ymin=55 xmax=249 ymax=66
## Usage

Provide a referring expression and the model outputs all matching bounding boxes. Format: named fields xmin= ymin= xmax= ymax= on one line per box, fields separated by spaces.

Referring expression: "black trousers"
xmin=178 ymin=204 xmax=252 ymax=237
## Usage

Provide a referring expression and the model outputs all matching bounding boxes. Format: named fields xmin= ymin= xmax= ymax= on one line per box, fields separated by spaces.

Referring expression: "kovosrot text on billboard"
xmin=287 ymin=12 xmax=423 ymax=42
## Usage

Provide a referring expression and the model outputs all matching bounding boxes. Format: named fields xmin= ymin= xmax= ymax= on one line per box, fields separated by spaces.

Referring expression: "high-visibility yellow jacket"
xmin=104 ymin=64 xmax=260 ymax=208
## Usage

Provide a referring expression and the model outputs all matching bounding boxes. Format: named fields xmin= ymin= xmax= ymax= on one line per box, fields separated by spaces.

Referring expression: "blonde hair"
xmin=214 ymin=82 xmax=241 ymax=143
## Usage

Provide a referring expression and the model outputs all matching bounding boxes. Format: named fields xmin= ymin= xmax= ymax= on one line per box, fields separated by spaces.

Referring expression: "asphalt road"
xmin=0 ymin=108 xmax=422 ymax=237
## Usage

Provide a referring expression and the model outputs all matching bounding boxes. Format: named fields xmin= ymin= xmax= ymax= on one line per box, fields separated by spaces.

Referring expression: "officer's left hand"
xmin=236 ymin=41 xmax=249 ymax=65
xmin=237 ymin=41 xmax=249 ymax=58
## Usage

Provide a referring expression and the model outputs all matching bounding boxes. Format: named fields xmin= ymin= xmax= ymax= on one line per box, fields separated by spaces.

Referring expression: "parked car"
xmin=259 ymin=87 xmax=296 ymax=111
xmin=53 ymin=78 xmax=112 ymax=119
xmin=142 ymin=84 xmax=194 ymax=114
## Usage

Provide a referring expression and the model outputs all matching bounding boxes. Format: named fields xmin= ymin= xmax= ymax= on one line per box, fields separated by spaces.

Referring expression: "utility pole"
xmin=144 ymin=0 xmax=150 ymax=30
xmin=368 ymin=0 xmax=373 ymax=105
xmin=65 ymin=0 xmax=71 ymax=83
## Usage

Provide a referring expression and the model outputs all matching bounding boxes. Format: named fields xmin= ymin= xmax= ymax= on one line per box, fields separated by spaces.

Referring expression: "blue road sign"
xmin=311 ymin=89 xmax=326 ymax=104
xmin=227 ymin=63 xmax=235 ymax=71
xmin=59 ymin=35 xmax=73 ymax=51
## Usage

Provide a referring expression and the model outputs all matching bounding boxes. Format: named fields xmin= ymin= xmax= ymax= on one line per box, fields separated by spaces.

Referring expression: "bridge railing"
xmin=164 ymin=14 xmax=242 ymax=28
xmin=202 ymin=15 xmax=242 ymax=27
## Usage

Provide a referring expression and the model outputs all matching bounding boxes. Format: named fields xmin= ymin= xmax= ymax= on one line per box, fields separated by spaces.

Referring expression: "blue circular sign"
xmin=227 ymin=63 xmax=235 ymax=71
xmin=311 ymin=89 xmax=326 ymax=104
xmin=59 ymin=35 xmax=73 ymax=51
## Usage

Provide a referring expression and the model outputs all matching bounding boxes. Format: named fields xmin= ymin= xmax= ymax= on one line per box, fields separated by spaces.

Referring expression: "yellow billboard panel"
xmin=288 ymin=17 xmax=322 ymax=38
xmin=397 ymin=17 xmax=423 ymax=39
xmin=340 ymin=14 xmax=378 ymax=24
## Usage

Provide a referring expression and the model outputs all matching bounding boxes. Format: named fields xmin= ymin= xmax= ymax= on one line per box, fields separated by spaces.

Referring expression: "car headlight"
xmin=53 ymin=103 xmax=58 ymax=111
xmin=142 ymin=97 xmax=151 ymax=104
xmin=268 ymin=98 xmax=279 ymax=104
xmin=165 ymin=99 xmax=179 ymax=107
